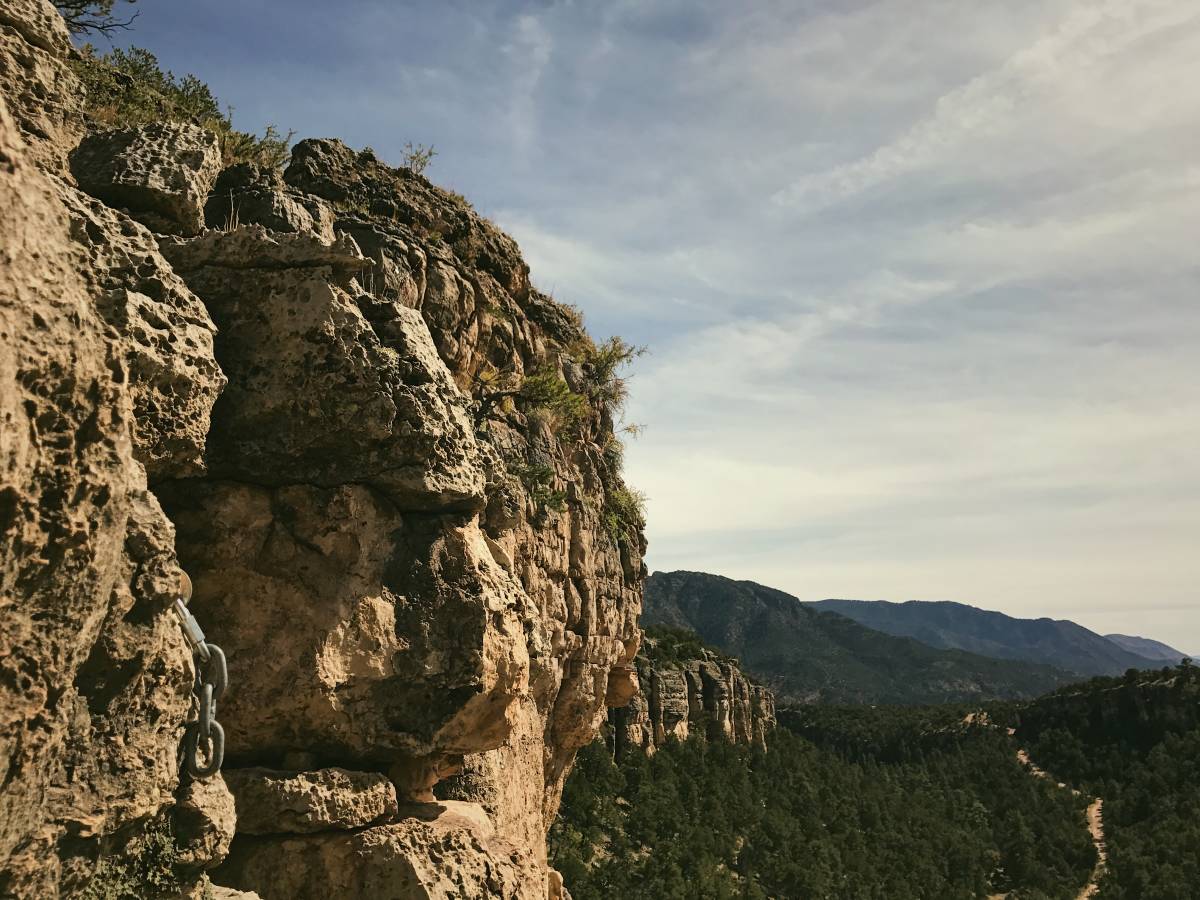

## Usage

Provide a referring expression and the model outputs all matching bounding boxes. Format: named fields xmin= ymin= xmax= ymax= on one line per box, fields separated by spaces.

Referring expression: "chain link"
xmin=172 ymin=573 xmax=228 ymax=779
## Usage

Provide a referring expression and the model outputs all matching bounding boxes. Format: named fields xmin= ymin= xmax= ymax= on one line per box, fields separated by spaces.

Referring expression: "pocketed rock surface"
xmin=0 ymin=2 xmax=644 ymax=896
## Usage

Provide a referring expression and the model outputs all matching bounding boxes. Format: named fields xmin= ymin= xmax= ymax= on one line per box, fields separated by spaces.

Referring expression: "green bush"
xmin=78 ymin=820 xmax=188 ymax=900
xmin=603 ymin=484 xmax=645 ymax=550
xmin=517 ymin=366 xmax=590 ymax=436
xmin=400 ymin=141 xmax=437 ymax=175
xmin=509 ymin=460 xmax=567 ymax=514
xmin=642 ymin=625 xmax=734 ymax=666
xmin=569 ymin=335 xmax=644 ymax=421
xmin=71 ymin=46 xmax=293 ymax=168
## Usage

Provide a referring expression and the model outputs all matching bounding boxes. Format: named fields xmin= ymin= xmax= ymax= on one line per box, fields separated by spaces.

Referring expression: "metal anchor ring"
xmin=185 ymin=720 xmax=225 ymax=779
xmin=205 ymin=644 xmax=228 ymax=700
xmin=198 ymin=682 xmax=214 ymax=741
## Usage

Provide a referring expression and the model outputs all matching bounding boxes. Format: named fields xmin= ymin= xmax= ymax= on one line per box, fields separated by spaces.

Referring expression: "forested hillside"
xmin=644 ymin=571 xmax=1073 ymax=704
xmin=810 ymin=598 xmax=1164 ymax=676
xmin=999 ymin=663 xmax=1200 ymax=900
xmin=551 ymin=705 xmax=1095 ymax=899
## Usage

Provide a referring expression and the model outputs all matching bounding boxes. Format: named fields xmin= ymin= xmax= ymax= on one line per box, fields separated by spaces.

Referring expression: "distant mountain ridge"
xmin=643 ymin=571 xmax=1074 ymax=705
xmin=1104 ymin=633 xmax=1192 ymax=663
xmin=809 ymin=598 xmax=1177 ymax=676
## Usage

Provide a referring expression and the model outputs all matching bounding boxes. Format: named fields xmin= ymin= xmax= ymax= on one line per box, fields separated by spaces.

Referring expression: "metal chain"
xmin=172 ymin=572 xmax=228 ymax=779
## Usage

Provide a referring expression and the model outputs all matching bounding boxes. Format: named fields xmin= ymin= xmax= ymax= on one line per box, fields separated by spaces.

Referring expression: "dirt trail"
xmin=970 ymin=719 xmax=1106 ymax=900
xmin=1076 ymin=798 xmax=1106 ymax=899
xmin=1016 ymin=745 xmax=1106 ymax=900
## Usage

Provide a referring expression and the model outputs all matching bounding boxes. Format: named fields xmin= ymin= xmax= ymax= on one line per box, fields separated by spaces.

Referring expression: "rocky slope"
xmin=645 ymin=571 xmax=1075 ymax=704
xmin=0 ymin=3 xmax=644 ymax=897
xmin=610 ymin=631 xmax=775 ymax=757
xmin=810 ymin=598 xmax=1166 ymax=676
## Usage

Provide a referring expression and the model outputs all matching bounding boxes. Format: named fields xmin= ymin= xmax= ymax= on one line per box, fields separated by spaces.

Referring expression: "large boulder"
xmin=284 ymin=138 xmax=530 ymax=295
xmin=156 ymin=480 xmax=530 ymax=767
xmin=71 ymin=122 xmax=222 ymax=235
xmin=53 ymin=181 xmax=226 ymax=479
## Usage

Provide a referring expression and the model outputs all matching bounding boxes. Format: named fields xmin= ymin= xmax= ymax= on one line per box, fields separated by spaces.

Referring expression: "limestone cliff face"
xmin=610 ymin=641 xmax=776 ymax=757
xmin=0 ymin=11 xmax=225 ymax=897
xmin=0 ymin=3 xmax=643 ymax=897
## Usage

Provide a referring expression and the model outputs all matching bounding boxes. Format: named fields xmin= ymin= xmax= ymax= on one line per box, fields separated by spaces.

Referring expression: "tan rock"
xmin=211 ymin=886 xmax=264 ymax=900
xmin=159 ymin=224 xmax=363 ymax=272
xmin=205 ymin=163 xmax=335 ymax=241
xmin=215 ymin=801 xmax=544 ymax=900
xmin=224 ymin=767 xmax=398 ymax=834
xmin=0 ymin=0 xmax=82 ymax=172
xmin=157 ymin=480 xmax=530 ymax=764
xmin=159 ymin=226 xmax=485 ymax=510
xmin=611 ymin=642 xmax=776 ymax=756
xmin=71 ymin=122 xmax=223 ymax=235
xmin=173 ymin=775 xmax=237 ymax=872
xmin=650 ymin=667 xmax=691 ymax=744
xmin=53 ymin=179 xmax=226 ymax=479
xmin=2 ymin=64 xmax=646 ymax=891
xmin=0 ymin=92 xmax=195 ymax=897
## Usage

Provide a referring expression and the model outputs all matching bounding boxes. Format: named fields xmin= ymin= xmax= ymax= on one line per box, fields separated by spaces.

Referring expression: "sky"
xmin=112 ymin=0 xmax=1200 ymax=653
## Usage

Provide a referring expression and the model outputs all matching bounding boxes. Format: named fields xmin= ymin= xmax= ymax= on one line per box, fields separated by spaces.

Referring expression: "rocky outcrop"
xmin=1 ymin=2 xmax=644 ymax=896
xmin=157 ymin=156 xmax=644 ymax=893
xmin=0 ymin=0 xmax=82 ymax=172
xmin=71 ymin=122 xmax=223 ymax=235
xmin=53 ymin=181 xmax=226 ymax=479
xmin=0 ymin=84 xmax=215 ymax=899
xmin=611 ymin=641 xmax=775 ymax=757
xmin=157 ymin=227 xmax=486 ymax=509
xmin=204 ymin=162 xmax=334 ymax=240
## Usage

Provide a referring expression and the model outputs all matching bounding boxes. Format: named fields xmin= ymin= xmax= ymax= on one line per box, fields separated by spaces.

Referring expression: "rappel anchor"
xmin=172 ymin=572 xmax=228 ymax=778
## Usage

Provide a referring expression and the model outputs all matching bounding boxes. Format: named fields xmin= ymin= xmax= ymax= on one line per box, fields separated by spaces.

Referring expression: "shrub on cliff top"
xmin=71 ymin=45 xmax=293 ymax=168
xmin=570 ymin=335 xmax=645 ymax=421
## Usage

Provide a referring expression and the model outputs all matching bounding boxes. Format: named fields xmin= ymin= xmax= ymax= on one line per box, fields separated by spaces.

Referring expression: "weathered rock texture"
xmin=0 ymin=0 xmax=82 ymax=172
xmin=204 ymin=162 xmax=334 ymax=241
xmin=223 ymin=768 xmax=398 ymax=835
xmin=1 ymin=3 xmax=644 ymax=896
xmin=54 ymin=181 xmax=226 ymax=479
xmin=611 ymin=641 xmax=776 ymax=758
xmin=71 ymin=122 xmax=222 ymax=235
xmin=218 ymin=801 xmax=543 ymax=900
xmin=0 ymin=82 xmax=217 ymax=899
xmin=165 ymin=143 xmax=645 ymax=895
